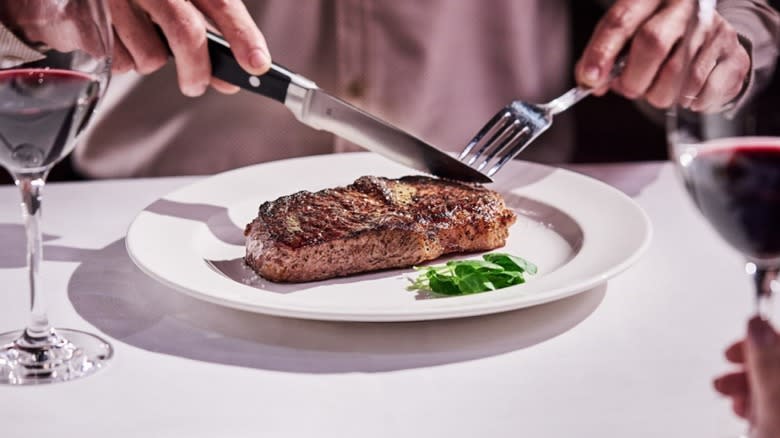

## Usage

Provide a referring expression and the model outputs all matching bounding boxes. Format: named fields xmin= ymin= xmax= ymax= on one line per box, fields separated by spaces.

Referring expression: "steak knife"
xmin=191 ymin=31 xmax=491 ymax=183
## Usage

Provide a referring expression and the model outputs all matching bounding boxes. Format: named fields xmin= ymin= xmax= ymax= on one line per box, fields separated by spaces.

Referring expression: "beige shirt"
xmin=71 ymin=0 xmax=779 ymax=178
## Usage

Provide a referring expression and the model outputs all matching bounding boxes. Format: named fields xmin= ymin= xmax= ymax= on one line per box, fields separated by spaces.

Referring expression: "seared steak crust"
xmin=244 ymin=176 xmax=516 ymax=282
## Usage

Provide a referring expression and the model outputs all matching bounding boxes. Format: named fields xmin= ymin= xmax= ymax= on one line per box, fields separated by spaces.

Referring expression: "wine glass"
xmin=0 ymin=0 xmax=113 ymax=384
xmin=668 ymin=0 xmax=780 ymax=434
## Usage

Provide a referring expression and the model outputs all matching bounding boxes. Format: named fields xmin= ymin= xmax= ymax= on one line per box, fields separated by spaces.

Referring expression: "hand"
xmin=714 ymin=317 xmax=780 ymax=437
xmin=575 ymin=0 xmax=751 ymax=112
xmin=107 ymin=0 xmax=271 ymax=96
xmin=0 ymin=1 xmax=107 ymax=57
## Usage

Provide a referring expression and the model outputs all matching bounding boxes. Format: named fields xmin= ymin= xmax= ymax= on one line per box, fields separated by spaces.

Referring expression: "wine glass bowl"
xmin=0 ymin=69 xmax=101 ymax=174
xmin=675 ymin=137 xmax=780 ymax=264
xmin=0 ymin=0 xmax=113 ymax=384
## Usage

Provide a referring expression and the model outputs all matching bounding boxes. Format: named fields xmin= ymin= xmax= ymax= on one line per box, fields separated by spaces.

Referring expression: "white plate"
xmin=126 ymin=153 xmax=652 ymax=322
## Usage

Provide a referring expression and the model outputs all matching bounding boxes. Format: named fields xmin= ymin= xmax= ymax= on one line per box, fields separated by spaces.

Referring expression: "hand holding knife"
xmin=155 ymin=27 xmax=491 ymax=184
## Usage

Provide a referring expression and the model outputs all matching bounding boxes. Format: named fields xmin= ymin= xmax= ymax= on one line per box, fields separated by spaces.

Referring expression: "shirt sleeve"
xmin=717 ymin=0 xmax=780 ymax=107
xmin=0 ymin=21 xmax=45 ymax=68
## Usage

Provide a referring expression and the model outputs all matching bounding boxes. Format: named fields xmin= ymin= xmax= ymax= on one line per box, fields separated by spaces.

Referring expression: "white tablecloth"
xmin=0 ymin=162 xmax=756 ymax=437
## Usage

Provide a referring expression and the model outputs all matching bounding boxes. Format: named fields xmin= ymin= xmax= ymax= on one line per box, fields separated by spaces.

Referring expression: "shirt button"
xmin=346 ymin=79 xmax=367 ymax=99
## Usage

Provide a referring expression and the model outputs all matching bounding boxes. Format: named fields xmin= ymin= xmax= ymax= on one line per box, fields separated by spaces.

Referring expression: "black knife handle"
xmin=205 ymin=32 xmax=292 ymax=102
xmin=154 ymin=26 xmax=293 ymax=103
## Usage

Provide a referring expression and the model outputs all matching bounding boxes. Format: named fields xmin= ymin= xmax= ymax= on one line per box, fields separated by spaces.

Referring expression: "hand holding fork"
xmin=458 ymin=58 xmax=626 ymax=178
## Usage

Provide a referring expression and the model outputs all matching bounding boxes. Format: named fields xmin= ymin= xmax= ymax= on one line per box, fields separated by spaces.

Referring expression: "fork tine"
xmin=459 ymin=109 xmax=512 ymax=163
xmin=485 ymin=128 xmax=537 ymax=177
xmin=472 ymin=118 xmax=520 ymax=169
xmin=479 ymin=124 xmax=530 ymax=173
xmin=464 ymin=112 xmax=513 ymax=167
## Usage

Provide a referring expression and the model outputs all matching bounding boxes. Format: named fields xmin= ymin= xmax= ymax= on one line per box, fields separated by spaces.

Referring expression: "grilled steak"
xmin=244 ymin=175 xmax=516 ymax=282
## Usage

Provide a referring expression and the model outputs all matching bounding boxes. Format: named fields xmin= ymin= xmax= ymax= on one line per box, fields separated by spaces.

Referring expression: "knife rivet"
xmin=249 ymin=76 xmax=261 ymax=87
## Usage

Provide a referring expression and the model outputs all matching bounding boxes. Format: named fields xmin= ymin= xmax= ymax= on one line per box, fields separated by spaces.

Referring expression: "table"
xmin=0 ymin=162 xmax=757 ymax=437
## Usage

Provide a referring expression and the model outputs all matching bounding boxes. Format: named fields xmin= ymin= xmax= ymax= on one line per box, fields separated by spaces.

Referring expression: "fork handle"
xmin=544 ymin=55 xmax=628 ymax=115
xmin=544 ymin=86 xmax=595 ymax=115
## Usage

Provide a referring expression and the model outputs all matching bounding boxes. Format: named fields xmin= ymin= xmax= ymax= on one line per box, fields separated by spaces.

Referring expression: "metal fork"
xmin=459 ymin=59 xmax=625 ymax=177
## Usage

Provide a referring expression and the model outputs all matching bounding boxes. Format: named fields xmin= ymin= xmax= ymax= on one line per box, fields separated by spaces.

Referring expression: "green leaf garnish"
xmin=407 ymin=252 xmax=537 ymax=296
xmin=483 ymin=253 xmax=538 ymax=274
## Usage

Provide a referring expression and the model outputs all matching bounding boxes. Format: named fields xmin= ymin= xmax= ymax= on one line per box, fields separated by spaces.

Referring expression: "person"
xmin=0 ymin=1 xmax=777 ymax=178
xmin=65 ymin=0 xmax=780 ymax=178
xmin=714 ymin=317 xmax=780 ymax=437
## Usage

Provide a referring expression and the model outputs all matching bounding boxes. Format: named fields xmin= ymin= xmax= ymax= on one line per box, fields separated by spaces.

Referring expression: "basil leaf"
xmin=483 ymin=253 xmax=538 ymax=275
xmin=428 ymin=274 xmax=461 ymax=295
xmin=455 ymin=273 xmax=495 ymax=294
xmin=489 ymin=271 xmax=525 ymax=289
xmin=408 ymin=252 xmax=536 ymax=296
xmin=450 ymin=260 xmax=503 ymax=277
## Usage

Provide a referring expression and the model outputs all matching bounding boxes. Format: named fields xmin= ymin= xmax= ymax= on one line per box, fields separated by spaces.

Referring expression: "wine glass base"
xmin=0 ymin=328 xmax=113 ymax=385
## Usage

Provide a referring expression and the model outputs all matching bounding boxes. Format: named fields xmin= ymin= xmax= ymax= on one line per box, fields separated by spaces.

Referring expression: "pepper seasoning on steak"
xmin=244 ymin=175 xmax=516 ymax=282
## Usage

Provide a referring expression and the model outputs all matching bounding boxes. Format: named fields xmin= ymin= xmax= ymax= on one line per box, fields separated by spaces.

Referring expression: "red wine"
xmin=0 ymin=68 xmax=100 ymax=174
xmin=683 ymin=140 xmax=780 ymax=261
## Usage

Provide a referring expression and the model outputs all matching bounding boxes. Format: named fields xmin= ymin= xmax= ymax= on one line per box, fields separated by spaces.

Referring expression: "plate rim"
xmin=125 ymin=154 xmax=653 ymax=322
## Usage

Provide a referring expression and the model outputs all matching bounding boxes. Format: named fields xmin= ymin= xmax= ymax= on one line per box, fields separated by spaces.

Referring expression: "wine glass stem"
xmin=14 ymin=172 xmax=51 ymax=339
xmin=749 ymin=262 xmax=778 ymax=321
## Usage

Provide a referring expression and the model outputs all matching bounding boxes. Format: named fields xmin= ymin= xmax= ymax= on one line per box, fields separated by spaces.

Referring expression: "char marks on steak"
xmin=244 ymin=176 xmax=516 ymax=282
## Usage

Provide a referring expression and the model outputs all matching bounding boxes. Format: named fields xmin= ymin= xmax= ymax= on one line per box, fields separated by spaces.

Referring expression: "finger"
xmin=732 ymin=395 xmax=750 ymax=420
xmin=575 ymin=0 xmax=662 ymax=88
xmin=591 ymin=84 xmax=611 ymax=97
xmin=690 ymin=29 xmax=750 ymax=112
xmin=618 ymin=1 xmax=693 ymax=99
xmin=22 ymin=4 xmax=104 ymax=56
xmin=713 ymin=371 xmax=749 ymax=396
xmin=210 ymin=77 xmax=240 ymax=94
xmin=191 ymin=0 xmax=271 ymax=75
xmin=646 ymin=15 xmax=712 ymax=109
xmin=678 ymin=22 xmax=725 ymax=110
xmin=692 ymin=56 xmax=749 ymax=113
xmin=747 ymin=316 xmax=780 ymax=381
xmin=108 ymin=0 xmax=168 ymax=74
xmin=745 ymin=315 xmax=780 ymax=426
xmin=643 ymin=40 xmax=686 ymax=108
xmin=111 ymin=32 xmax=134 ymax=74
xmin=725 ymin=339 xmax=747 ymax=364
xmin=138 ymin=0 xmax=210 ymax=97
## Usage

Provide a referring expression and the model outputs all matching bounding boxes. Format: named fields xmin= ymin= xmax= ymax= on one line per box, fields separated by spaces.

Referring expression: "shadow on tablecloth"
xmin=0 ymin=202 xmax=606 ymax=374
xmin=70 ymin=238 xmax=606 ymax=373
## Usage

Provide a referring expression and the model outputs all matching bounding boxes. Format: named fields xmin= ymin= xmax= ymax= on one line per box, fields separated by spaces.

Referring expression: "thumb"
xmin=746 ymin=316 xmax=780 ymax=433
